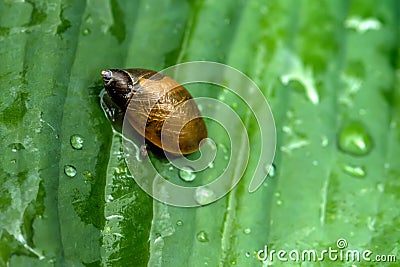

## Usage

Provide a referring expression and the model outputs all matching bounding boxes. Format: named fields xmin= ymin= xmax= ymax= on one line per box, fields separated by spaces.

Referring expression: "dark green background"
xmin=0 ymin=0 xmax=399 ymax=266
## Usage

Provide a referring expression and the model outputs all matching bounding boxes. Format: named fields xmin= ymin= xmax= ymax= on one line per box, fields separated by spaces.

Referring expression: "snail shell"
xmin=101 ymin=68 xmax=207 ymax=155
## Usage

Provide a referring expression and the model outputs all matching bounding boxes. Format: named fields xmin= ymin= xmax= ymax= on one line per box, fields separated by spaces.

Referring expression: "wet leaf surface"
xmin=0 ymin=0 xmax=399 ymax=266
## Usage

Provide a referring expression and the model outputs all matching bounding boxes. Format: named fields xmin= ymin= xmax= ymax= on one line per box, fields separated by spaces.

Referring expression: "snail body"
xmin=101 ymin=68 xmax=207 ymax=155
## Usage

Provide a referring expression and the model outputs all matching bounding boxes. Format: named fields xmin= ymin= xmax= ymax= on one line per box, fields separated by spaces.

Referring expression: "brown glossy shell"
xmin=102 ymin=68 xmax=207 ymax=155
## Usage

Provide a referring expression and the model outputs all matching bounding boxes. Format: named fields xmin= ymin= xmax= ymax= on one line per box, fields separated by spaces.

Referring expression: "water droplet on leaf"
xmin=343 ymin=165 xmax=366 ymax=178
xmin=196 ymin=231 xmax=209 ymax=242
xmin=264 ymin=163 xmax=276 ymax=178
xmin=243 ymin=228 xmax=251 ymax=234
xmin=279 ymin=54 xmax=319 ymax=104
xmin=344 ymin=16 xmax=382 ymax=33
xmin=179 ymin=167 xmax=196 ymax=182
xmin=338 ymin=122 xmax=372 ymax=156
xmin=280 ymin=136 xmax=310 ymax=153
xmin=64 ymin=165 xmax=77 ymax=177
xmin=70 ymin=134 xmax=84 ymax=150
xmin=218 ymin=143 xmax=228 ymax=154
xmin=194 ymin=187 xmax=215 ymax=205
xmin=321 ymin=136 xmax=329 ymax=147
xmin=376 ymin=183 xmax=384 ymax=192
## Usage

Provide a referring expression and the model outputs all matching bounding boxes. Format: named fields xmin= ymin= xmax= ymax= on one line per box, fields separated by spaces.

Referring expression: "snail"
xmin=101 ymin=68 xmax=207 ymax=155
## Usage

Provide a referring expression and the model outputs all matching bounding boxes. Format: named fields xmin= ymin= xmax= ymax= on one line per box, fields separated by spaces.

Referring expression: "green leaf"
xmin=0 ymin=0 xmax=399 ymax=266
